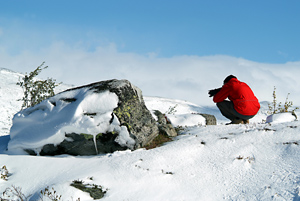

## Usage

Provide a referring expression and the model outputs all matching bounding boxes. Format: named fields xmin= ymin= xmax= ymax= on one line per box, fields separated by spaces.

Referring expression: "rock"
xmin=158 ymin=124 xmax=178 ymax=137
xmin=71 ymin=180 xmax=107 ymax=200
xmin=8 ymin=79 xmax=159 ymax=156
xmin=39 ymin=133 xmax=128 ymax=156
xmin=154 ymin=110 xmax=168 ymax=125
xmin=199 ymin=113 xmax=217 ymax=125
xmin=153 ymin=110 xmax=178 ymax=137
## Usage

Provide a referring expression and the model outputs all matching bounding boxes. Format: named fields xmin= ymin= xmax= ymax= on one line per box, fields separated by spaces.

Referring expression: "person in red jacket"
xmin=208 ymin=75 xmax=260 ymax=124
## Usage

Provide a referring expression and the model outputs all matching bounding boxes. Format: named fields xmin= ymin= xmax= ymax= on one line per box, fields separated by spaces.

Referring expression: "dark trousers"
xmin=216 ymin=100 xmax=254 ymax=121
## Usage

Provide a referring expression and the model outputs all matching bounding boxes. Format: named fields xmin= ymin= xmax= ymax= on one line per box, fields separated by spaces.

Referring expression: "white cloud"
xmin=1 ymin=42 xmax=300 ymax=107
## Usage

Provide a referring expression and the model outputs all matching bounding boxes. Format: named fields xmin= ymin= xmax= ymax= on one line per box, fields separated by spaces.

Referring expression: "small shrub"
xmin=268 ymin=86 xmax=299 ymax=114
xmin=166 ymin=104 xmax=178 ymax=115
xmin=1 ymin=165 xmax=9 ymax=181
xmin=17 ymin=62 xmax=60 ymax=109
xmin=1 ymin=185 xmax=31 ymax=201
xmin=1 ymin=185 xmax=81 ymax=201
xmin=39 ymin=186 xmax=62 ymax=201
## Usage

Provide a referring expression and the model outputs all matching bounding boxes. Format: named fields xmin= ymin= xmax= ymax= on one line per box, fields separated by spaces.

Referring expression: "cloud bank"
xmin=1 ymin=42 xmax=300 ymax=106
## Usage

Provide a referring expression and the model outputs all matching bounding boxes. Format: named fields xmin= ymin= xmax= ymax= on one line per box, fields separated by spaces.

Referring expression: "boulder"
xmin=8 ymin=79 xmax=159 ymax=155
xmin=158 ymin=124 xmax=178 ymax=137
xmin=153 ymin=110 xmax=178 ymax=137
xmin=199 ymin=113 xmax=217 ymax=125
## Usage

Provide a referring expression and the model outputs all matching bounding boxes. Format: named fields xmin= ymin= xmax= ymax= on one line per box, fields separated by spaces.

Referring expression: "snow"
xmin=1 ymin=68 xmax=300 ymax=200
xmin=167 ymin=113 xmax=206 ymax=127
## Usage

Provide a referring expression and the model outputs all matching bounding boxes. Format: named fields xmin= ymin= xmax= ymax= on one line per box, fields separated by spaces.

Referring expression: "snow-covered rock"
xmin=7 ymin=79 xmax=159 ymax=155
xmin=266 ymin=112 xmax=297 ymax=124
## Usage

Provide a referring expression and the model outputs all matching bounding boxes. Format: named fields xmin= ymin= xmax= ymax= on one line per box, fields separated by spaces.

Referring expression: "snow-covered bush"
xmin=0 ymin=165 xmax=9 ymax=181
xmin=17 ymin=62 xmax=60 ymax=109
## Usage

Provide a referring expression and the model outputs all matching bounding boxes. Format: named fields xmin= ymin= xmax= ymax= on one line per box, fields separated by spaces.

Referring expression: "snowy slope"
xmin=0 ymin=69 xmax=23 ymax=136
xmin=0 ymin=69 xmax=300 ymax=200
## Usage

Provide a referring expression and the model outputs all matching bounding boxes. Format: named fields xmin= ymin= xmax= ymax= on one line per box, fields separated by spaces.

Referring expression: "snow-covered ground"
xmin=1 ymin=68 xmax=300 ymax=200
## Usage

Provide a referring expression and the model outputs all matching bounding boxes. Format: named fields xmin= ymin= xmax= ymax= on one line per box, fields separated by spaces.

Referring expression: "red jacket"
xmin=213 ymin=78 xmax=260 ymax=116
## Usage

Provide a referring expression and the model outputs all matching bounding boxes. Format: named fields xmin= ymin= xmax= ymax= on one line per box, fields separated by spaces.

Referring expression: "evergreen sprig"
xmin=17 ymin=62 xmax=60 ymax=109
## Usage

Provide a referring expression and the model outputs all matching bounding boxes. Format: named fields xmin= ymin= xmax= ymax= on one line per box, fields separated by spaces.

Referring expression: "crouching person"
xmin=209 ymin=75 xmax=260 ymax=124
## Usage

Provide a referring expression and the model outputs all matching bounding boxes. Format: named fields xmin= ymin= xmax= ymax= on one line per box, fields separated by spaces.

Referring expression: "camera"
xmin=208 ymin=88 xmax=221 ymax=97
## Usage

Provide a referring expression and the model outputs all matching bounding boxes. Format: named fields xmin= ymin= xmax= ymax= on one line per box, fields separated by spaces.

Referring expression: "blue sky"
xmin=1 ymin=0 xmax=300 ymax=105
xmin=1 ymin=0 xmax=300 ymax=63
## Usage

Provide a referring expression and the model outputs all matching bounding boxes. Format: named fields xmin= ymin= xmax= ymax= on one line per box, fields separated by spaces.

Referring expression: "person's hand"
xmin=208 ymin=88 xmax=221 ymax=97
